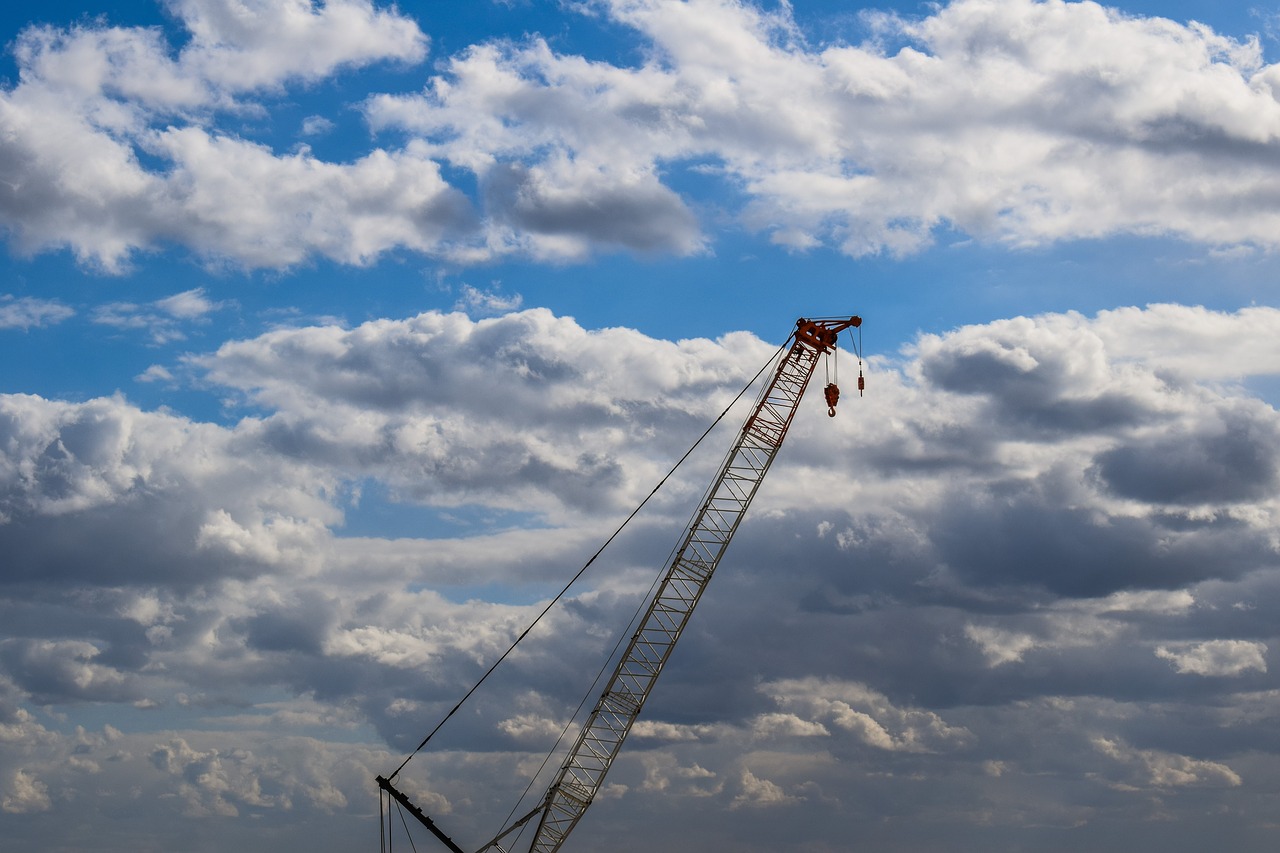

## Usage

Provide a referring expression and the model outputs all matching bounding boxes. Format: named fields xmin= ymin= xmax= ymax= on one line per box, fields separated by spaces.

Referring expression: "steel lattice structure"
xmin=380 ymin=316 xmax=861 ymax=853
xmin=522 ymin=316 xmax=859 ymax=853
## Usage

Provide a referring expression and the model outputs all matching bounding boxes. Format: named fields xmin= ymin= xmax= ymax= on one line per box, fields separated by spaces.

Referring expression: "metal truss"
xmin=523 ymin=318 xmax=852 ymax=853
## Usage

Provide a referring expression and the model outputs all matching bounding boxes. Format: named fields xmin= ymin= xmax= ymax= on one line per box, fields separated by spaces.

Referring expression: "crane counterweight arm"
xmin=521 ymin=316 xmax=861 ymax=853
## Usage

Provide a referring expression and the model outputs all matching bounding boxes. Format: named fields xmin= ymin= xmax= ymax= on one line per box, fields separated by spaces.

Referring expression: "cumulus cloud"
xmin=1 ymin=768 xmax=51 ymax=814
xmin=0 ymin=0 xmax=454 ymax=271
xmin=168 ymin=0 xmax=427 ymax=91
xmin=187 ymin=308 xmax=774 ymax=519
xmin=730 ymin=768 xmax=797 ymax=809
xmin=1094 ymin=736 xmax=1243 ymax=788
xmin=0 ymin=391 xmax=338 ymax=578
xmin=8 ymin=302 xmax=1275 ymax=708
xmin=2 ymin=303 xmax=1280 ymax=849
xmin=762 ymin=678 xmax=970 ymax=753
xmin=369 ymin=0 xmax=1280 ymax=260
xmin=1 ymin=719 xmax=392 ymax=848
xmin=5 ymin=1 xmax=1280 ymax=270
xmin=1155 ymin=639 xmax=1269 ymax=676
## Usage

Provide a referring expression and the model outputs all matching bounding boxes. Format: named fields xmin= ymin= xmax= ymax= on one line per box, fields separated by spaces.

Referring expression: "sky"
xmin=3 ymin=0 xmax=1280 ymax=851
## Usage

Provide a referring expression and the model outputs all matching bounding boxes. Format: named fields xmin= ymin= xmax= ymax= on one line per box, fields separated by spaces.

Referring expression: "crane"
xmin=377 ymin=316 xmax=863 ymax=853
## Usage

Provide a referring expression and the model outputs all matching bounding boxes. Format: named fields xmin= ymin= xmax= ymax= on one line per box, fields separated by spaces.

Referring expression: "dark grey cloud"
xmin=931 ymin=483 xmax=1273 ymax=596
xmin=1093 ymin=402 xmax=1280 ymax=504
xmin=483 ymin=162 xmax=704 ymax=255
xmin=927 ymin=358 xmax=1153 ymax=436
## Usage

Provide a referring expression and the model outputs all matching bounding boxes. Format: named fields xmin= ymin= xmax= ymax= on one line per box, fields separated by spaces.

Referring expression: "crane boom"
xmin=380 ymin=316 xmax=861 ymax=853
xmin=520 ymin=316 xmax=860 ymax=853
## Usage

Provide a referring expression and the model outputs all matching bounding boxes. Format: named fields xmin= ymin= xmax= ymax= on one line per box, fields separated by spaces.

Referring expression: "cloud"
xmin=0 ymin=296 xmax=74 ymax=330
xmin=5 ymin=1 xmax=1280 ymax=271
xmin=149 ymin=132 xmax=477 ymax=268
xmin=4 ymin=302 xmax=1265 ymax=708
xmin=762 ymin=678 xmax=969 ymax=753
xmin=0 ymin=717 xmax=393 ymax=848
xmin=168 ymin=0 xmax=428 ymax=92
xmin=0 ymin=639 xmax=136 ymax=705
xmin=15 ymin=0 xmax=426 ymax=110
xmin=2 ymin=303 xmax=1280 ymax=847
xmin=1093 ymin=404 xmax=1280 ymax=505
xmin=93 ymin=287 xmax=228 ymax=343
xmin=1094 ymin=737 xmax=1242 ymax=788
xmin=187 ymin=308 xmax=774 ymax=519
xmin=1155 ymin=639 xmax=1268 ymax=676
xmin=965 ymin=623 xmax=1041 ymax=666
xmin=730 ymin=768 xmax=797 ymax=809
xmin=300 ymin=115 xmax=336 ymax=136
xmin=0 ymin=0 xmax=445 ymax=272
xmin=136 ymin=364 xmax=176 ymax=383
xmin=1 ymin=769 xmax=51 ymax=814
xmin=0 ymin=391 xmax=339 ymax=583
xmin=478 ymin=159 xmax=704 ymax=260
xmin=455 ymin=284 xmax=524 ymax=315
xmin=369 ymin=0 xmax=1280 ymax=260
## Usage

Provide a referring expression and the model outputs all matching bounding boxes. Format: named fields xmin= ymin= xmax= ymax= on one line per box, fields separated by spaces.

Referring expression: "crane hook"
xmin=823 ymin=382 xmax=840 ymax=417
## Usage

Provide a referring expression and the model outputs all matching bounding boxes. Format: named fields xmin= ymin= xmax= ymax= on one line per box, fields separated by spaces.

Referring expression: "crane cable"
xmin=495 ymin=410 xmax=736 ymax=843
xmin=386 ymin=336 xmax=792 ymax=783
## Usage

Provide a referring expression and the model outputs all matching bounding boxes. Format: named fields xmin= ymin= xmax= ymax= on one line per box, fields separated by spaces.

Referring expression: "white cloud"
xmin=1 ymin=769 xmax=51 ymax=814
xmin=188 ymin=308 xmax=773 ymax=519
xmin=632 ymin=719 xmax=723 ymax=741
xmin=965 ymin=624 xmax=1040 ymax=666
xmin=0 ymin=296 xmax=74 ymax=330
xmin=368 ymin=0 xmax=1280 ymax=260
xmin=730 ymin=768 xmax=798 ymax=809
xmin=14 ymin=0 xmax=426 ymax=112
xmin=751 ymin=712 xmax=830 ymax=738
xmin=169 ymin=0 xmax=427 ymax=92
xmin=1155 ymin=639 xmax=1268 ymax=676
xmin=1092 ymin=589 xmax=1197 ymax=615
xmin=155 ymin=287 xmax=220 ymax=319
xmin=1094 ymin=737 xmax=1242 ymax=788
xmin=137 ymin=364 xmax=176 ymax=383
xmin=149 ymin=132 xmax=475 ymax=267
xmin=455 ymin=283 xmax=524 ymax=315
xmin=496 ymin=712 xmax=564 ymax=743
xmin=0 ymin=0 xmax=443 ymax=272
xmin=762 ymin=678 xmax=969 ymax=753
xmin=0 ymin=391 xmax=339 ymax=566
xmin=1092 ymin=303 xmax=1280 ymax=380
xmin=300 ymin=115 xmax=336 ymax=136
xmin=6 ymin=1 xmax=1280 ymax=270
xmin=93 ymin=287 xmax=227 ymax=343
xmin=638 ymin=752 xmax=723 ymax=798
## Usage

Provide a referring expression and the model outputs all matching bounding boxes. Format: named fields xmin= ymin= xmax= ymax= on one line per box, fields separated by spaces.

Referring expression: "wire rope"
xmin=493 ymin=337 xmax=792 ymax=845
xmin=491 ymin=340 xmax=786 ymax=837
xmin=386 ymin=336 xmax=791 ymax=783
xmin=395 ymin=802 xmax=421 ymax=853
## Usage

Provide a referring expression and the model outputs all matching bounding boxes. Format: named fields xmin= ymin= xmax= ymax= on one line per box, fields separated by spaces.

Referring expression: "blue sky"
xmin=3 ymin=1 xmax=1280 ymax=851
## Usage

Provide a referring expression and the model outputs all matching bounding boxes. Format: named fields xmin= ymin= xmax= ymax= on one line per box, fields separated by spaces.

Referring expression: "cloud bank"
xmin=2 ymin=303 xmax=1278 ymax=850
xmin=3 ymin=0 xmax=1280 ymax=270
